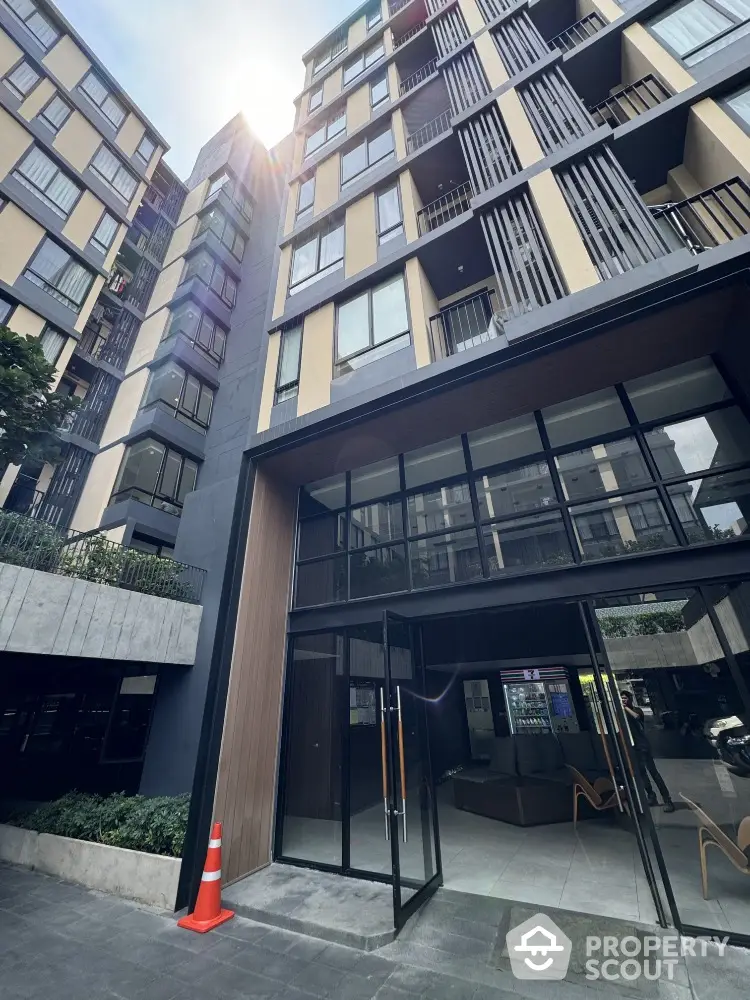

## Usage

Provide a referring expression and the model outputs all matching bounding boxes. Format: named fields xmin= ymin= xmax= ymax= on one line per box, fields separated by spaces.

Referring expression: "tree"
xmin=0 ymin=324 xmax=79 ymax=468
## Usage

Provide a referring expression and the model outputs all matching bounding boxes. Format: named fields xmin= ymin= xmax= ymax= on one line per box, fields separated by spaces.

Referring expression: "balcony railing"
xmin=406 ymin=108 xmax=452 ymax=153
xmin=400 ymin=58 xmax=438 ymax=94
xmin=3 ymin=488 xmax=45 ymax=520
xmin=0 ymin=513 xmax=206 ymax=604
xmin=76 ymin=326 xmax=108 ymax=361
xmin=394 ymin=20 xmax=426 ymax=47
xmin=426 ymin=0 xmax=452 ymax=15
xmin=444 ymin=48 xmax=490 ymax=114
xmin=549 ymin=12 xmax=606 ymax=53
xmin=417 ymin=181 xmax=473 ymax=235
xmin=589 ymin=75 xmax=672 ymax=128
xmin=476 ymin=0 xmax=516 ymax=21
xmin=494 ymin=12 xmax=550 ymax=76
xmin=651 ymin=179 xmax=750 ymax=255
xmin=429 ymin=290 xmax=502 ymax=359
xmin=432 ymin=6 xmax=469 ymax=57
xmin=388 ymin=0 xmax=413 ymax=13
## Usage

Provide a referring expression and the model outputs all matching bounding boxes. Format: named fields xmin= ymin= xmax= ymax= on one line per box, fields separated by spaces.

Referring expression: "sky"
xmin=54 ymin=0 xmax=355 ymax=179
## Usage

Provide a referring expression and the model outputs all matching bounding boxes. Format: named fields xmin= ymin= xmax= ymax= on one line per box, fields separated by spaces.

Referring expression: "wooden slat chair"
xmin=567 ymin=765 xmax=617 ymax=828
xmin=680 ymin=794 xmax=750 ymax=899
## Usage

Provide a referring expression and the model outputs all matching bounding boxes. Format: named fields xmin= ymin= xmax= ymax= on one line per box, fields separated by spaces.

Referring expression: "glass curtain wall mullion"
xmin=398 ymin=454 xmax=413 ymax=591
xmin=345 ymin=471 xmax=352 ymax=602
xmin=461 ymin=433 xmax=490 ymax=577
xmin=534 ymin=410 xmax=583 ymax=565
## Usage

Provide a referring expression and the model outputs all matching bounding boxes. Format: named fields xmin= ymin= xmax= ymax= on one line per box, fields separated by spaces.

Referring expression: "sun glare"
xmin=232 ymin=57 xmax=300 ymax=149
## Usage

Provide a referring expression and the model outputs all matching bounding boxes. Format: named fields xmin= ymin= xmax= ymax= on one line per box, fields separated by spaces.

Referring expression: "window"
xmin=79 ymin=71 xmax=126 ymax=128
xmin=164 ymin=301 xmax=227 ymax=365
xmin=13 ymin=146 xmax=80 ymax=218
xmin=724 ymin=80 xmax=750 ymax=130
xmin=197 ymin=207 xmax=246 ymax=259
xmin=335 ymin=273 xmax=410 ymax=374
xmin=207 ymin=172 xmax=231 ymax=198
xmin=341 ymin=124 xmax=394 ymax=185
xmin=38 ymin=325 xmax=66 ymax=364
xmin=135 ymin=134 xmax=156 ymax=166
xmin=297 ymin=175 xmax=315 ymax=220
xmin=0 ymin=295 xmax=14 ymax=324
xmin=183 ymin=250 xmax=238 ymax=306
xmin=112 ymin=438 xmax=198 ymax=512
xmin=143 ymin=362 xmax=214 ymax=432
xmin=90 ymin=146 xmax=138 ymax=202
xmin=289 ymin=221 xmax=344 ymax=292
xmin=312 ymin=29 xmax=347 ymax=77
xmin=276 ymin=324 xmax=303 ymax=402
xmin=343 ymin=40 xmax=385 ymax=86
xmin=650 ymin=0 xmax=750 ymax=66
xmin=370 ymin=72 xmax=389 ymax=107
xmin=90 ymin=212 xmax=119 ymax=254
xmin=367 ymin=3 xmax=382 ymax=29
xmin=38 ymin=93 xmax=71 ymax=133
xmin=24 ymin=238 xmax=94 ymax=312
xmin=3 ymin=59 xmax=40 ymax=99
xmin=205 ymin=171 xmax=253 ymax=221
xmin=376 ymin=184 xmax=403 ymax=243
xmin=305 ymin=109 xmax=347 ymax=155
xmin=308 ymin=86 xmax=323 ymax=113
xmin=2 ymin=1 xmax=58 ymax=50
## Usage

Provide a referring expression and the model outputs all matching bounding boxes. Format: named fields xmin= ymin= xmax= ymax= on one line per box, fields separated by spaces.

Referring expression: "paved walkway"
xmin=0 ymin=862 xmax=747 ymax=1000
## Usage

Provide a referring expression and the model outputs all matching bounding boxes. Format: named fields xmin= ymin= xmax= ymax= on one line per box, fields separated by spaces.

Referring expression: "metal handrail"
xmin=417 ymin=181 xmax=473 ymax=235
xmin=589 ymin=75 xmax=672 ymax=127
xmin=0 ymin=511 xmax=205 ymax=603
xmin=549 ymin=12 xmax=605 ymax=53
xmin=399 ymin=58 xmax=438 ymax=94
xmin=429 ymin=289 xmax=501 ymax=360
xmin=394 ymin=20 xmax=426 ymax=48
xmin=406 ymin=108 xmax=452 ymax=153
xmin=426 ymin=0 xmax=452 ymax=14
xmin=650 ymin=178 xmax=750 ymax=255
xmin=388 ymin=0 xmax=413 ymax=13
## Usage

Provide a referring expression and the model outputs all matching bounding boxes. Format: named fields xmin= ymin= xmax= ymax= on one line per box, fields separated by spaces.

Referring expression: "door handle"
xmin=379 ymin=687 xmax=389 ymax=841
xmin=396 ymin=685 xmax=407 ymax=844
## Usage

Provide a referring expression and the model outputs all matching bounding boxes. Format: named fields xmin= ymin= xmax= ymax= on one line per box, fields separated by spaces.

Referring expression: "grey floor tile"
xmin=290 ymin=961 xmax=345 ymax=997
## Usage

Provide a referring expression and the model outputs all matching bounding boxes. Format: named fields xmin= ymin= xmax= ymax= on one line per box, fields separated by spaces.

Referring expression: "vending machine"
xmin=501 ymin=667 xmax=579 ymax=735
xmin=463 ymin=679 xmax=495 ymax=760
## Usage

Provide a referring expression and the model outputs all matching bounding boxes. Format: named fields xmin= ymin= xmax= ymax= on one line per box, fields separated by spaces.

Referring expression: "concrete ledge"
xmin=0 ymin=824 xmax=181 ymax=910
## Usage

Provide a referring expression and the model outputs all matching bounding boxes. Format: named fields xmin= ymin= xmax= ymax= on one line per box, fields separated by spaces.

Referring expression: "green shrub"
xmin=0 ymin=510 xmax=64 ymax=572
xmin=7 ymin=791 xmax=190 ymax=857
xmin=57 ymin=535 xmax=193 ymax=601
xmin=599 ymin=609 xmax=685 ymax=638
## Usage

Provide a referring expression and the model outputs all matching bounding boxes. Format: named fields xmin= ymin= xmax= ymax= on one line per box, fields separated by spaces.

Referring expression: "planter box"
xmin=0 ymin=823 xmax=181 ymax=910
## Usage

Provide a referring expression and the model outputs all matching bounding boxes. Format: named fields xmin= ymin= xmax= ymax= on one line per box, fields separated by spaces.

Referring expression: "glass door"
xmin=382 ymin=611 xmax=442 ymax=930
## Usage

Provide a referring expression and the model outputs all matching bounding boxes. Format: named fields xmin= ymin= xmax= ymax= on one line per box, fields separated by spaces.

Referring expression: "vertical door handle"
xmin=397 ymin=686 xmax=407 ymax=843
xmin=379 ymin=687 xmax=389 ymax=841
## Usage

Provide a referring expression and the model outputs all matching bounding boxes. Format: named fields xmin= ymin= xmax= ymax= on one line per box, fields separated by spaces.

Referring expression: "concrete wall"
xmin=0 ymin=564 xmax=202 ymax=664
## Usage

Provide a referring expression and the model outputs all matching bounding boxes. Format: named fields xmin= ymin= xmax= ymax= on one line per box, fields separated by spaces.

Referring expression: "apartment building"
xmin=185 ymin=0 xmax=750 ymax=943
xmin=0 ymin=4 xmax=288 ymax=811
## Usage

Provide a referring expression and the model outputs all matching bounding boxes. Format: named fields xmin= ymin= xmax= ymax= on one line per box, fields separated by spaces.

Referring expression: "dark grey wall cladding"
xmin=270 ymin=395 xmax=298 ymax=427
xmin=138 ymin=145 xmax=289 ymax=796
xmin=100 ymin=496 xmax=179 ymax=544
xmin=329 ymin=343 xmax=417 ymax=403
xmin=127 ymin=405 xmax=207 ymax=461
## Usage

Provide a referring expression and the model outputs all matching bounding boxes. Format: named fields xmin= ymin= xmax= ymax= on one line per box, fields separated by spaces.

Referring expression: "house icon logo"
xmin=506 ymin=913 xmax=572 ymax=980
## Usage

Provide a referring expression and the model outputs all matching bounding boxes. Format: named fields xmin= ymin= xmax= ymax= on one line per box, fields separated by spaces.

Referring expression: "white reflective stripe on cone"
xmin=208 ymin=838 xmax=222 ymax=848
xmin=202 ymin=869 xmax=222 ymax=881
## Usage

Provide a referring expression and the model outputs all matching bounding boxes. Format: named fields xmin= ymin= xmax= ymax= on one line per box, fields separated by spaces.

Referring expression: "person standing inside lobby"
xmin=621 ymin=690 xmax=675 ymax=813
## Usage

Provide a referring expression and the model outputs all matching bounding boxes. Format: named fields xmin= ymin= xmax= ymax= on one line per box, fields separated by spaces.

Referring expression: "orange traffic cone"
xmin=178 ymin=822 xmax=235 ymax=933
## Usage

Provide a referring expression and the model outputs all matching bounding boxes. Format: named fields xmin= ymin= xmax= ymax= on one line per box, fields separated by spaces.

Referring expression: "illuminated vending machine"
xmin=501 ymin=667 xmax=579 ymax=735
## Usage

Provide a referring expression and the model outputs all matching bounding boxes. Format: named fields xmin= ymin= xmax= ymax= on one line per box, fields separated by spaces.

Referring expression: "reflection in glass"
xmin=350 ymin=457 xmax=400 ymax=504
xmin=350 ymin=544 xmax=408 ymax=598
xmin=624 ymin=358 xmax=730 ymax=422
xmin=476 ymin=460 xmax=556 ymax=518
xmin=298 ymin=513 xmax=346 ymax=560
xmin=482 ymin=511 xmax=572 ymax=573
xmin=645 ymin=407 xmax=750 ymax=478
xmin=668 ymin=469 xmax=750 ymax=543
xmin=410 ymin=530 xmax=483 ymax=589
xmin=404 ymin=438 xmax=466 ymax=489
xmin=556 ymin=436 xmax=651 ymax=501
xmin=299 ymin=474 xmax=346 ymax=516
xmin=542 ymin=388 xmax=629 ymax=447
xmin=468 ymin=414 xmax=543 ymax=471
xmin=281 ymin=632 xmax=344 ymax=866
xmin=407 ymin=480 xmax=473 ymax=535
xmin=350 ymin=498 xmax=403 ymax=548
xmin=295 ymin=556 xmax=347 ymax=606
xmin=571 ymin=490 xmax=678 ymax=560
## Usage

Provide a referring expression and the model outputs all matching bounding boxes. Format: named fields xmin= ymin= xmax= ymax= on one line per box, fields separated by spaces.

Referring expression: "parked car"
xmin=705 ymin=715 xmax=750 ymax=775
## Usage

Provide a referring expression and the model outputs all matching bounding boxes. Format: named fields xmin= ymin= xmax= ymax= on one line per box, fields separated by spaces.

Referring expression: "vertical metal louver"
xmin=518 ymin=69 xmax=596 ymax=152
xmin=69 ymin=371 xmax=119 ymax=445
xmin=444 ymin=48 xmax=490 ymax=115
xmin=432 ymin=6 xmax=470 ymax=58
xmin=163 ymin=181 xmax=187 ymax=224
xmin=146 ymin=216 xmax=174 ymax=265
xmin=459 ymin=105 xmax=521 ymax=192
xmin=127 ymin=260 xmax=159 ymax=312
xmin=556 ymin=148 xmax=670 ymax=280
xmin=37 ymin=446 xmax=94 ymax=528
xmin=425 ymin=0 xmax=451 ymax=15
xmin=481 ymin=193 xmax=565 ymax=321
xmin=492 ymin=12 xmax=550 ymax=76
xmin=99 ymin=309 xmax=140 ymax=370
xmin=476 ymin=0 xmax=516 ymax=23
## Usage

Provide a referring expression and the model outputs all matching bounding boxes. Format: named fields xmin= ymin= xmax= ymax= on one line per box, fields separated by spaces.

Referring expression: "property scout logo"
xmin=506 ymin=913 xmax=729 ymax=983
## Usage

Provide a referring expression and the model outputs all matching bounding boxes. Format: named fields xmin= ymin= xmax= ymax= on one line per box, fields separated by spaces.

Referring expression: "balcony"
xmin=589 ymin=75 xmax=672 ymax=128
xmin=400 ymin=57 xmax=438 ymax=95
xmin=429 ymin=289 xmax=503 ymax=359
xmin=406 ymin=108 xmax=452 ymax=152
xmin=417 ymin=181 xmax=473 ymax=235
xmin=394 ymin=19 xmax=427 ymax=48
xmin=651 ymin=180 xmax=750 ymax=255
xmin=549 ymin=12 xmax=606 ymax=53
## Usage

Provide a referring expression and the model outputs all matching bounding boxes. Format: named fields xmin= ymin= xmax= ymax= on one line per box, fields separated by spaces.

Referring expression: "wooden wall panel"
xmin=212 ymin=465 xmax=297 ymax=884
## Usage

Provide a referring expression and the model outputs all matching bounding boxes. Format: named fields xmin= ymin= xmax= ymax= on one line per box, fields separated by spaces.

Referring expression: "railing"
xmin=400 ymin=58 xmax=438 ymax=94
xmin=518 ymin=68 xmax=595 ymax=152
xmin=650 ymin=179 xmax=750 ymax=255
xmin=432 ymin=6 xmax=469 ymax=57
xmin=76 ymin=326 xmax=108 ymax=361
xmin=0 ymin=511 xmax=205 ymax=604
xmin=126 ymin=260 xmax=159 ymax=312
xmin=394 ymin=20 xmax=426 ymax=48
xmin=476 ymin=0 xmax=516 ymax=22
xmin=429 ymin=290 xmax=501 ymax=359
xmin=589 ymin=75 xmax=672 ymax=127
xmin=406 ymin=108 xmax=452 ymax=152
xmin=444 ymin=48 xmax=490 ymax=114
xmin=3 ymin=488 xmax=45 ymax=519
xmin=388 ymin=0 xmax=413 ymax=13
xmin=459 ymin=104 xmax=521 ymax=192
xmin=98 ymin=310 xmax=140 ymax=370
xmin=65 ymin=372 xmax=119 ymax=445
xmin=426 ymin=0 xmax=452 ymax=15
xmin=494 ymin=12 xmax=550 ymax=76
xmin=125 ymin=224 xmax=149 ymax=253
xmin=549 ymin=12 xmax=606 ymax=53
xmin=417 ymin=181 xmax=473 ymax=235
xmin=143 ymin=186 xmax=165 ymax=212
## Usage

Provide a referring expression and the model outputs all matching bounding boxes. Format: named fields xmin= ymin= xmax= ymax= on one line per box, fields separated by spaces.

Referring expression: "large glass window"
xmin=290 ymin=222 xmax=344 ymax=292
xmin=197 ymin=207 xmax=246 ymax=260
xmin=79 ymin=71 xmax=126 ymax=128
xmin=724 ymin=80 xmax=750 ymax=130
xmin=142 ymin=362 xmax=214 ymax=432
xmin=2 ymin=1 xmax=58 ymax=49
xmin=650 ymin=0 xmax=750 ymax=65
xmin=3 ymin=59 xmax=40 ymax=99
xmin=164 ymin=301 xmax=227 ymax=366
xmin=37 ymin=93 xmax=71 ymax=133
xmin=13 ymin=146 xmax=80 ymax=218
xmin=0 ymin=296 xmax=13 ymax=325
xmin=335 ymin=273 xmax=409 ymax=374
xmin=305 ymin=110 xmax=347 ymax=155
xmin=275 ymin=324 xmax=303 ymax=402
xmin=183 ymin=250 xmax=237 ymax=306
xmin=308 ymin=85 xmax=323 ymax=113
xmin=90 ymin=146 xmax=138 ymax=203
xmin=135 ymin=134 xmax=156 ymax=166
xmin=377 ymin=184 xmax=403 ymax=244
xmin=24 ymin=239 xmax=94 ymax=312
xmin=343 ymin=39 xmax=385 ymax=85
xmin=371 ymin=72 xmax=389 ymax=108
xmin=312 ymin=30 xmax=347 ymax=77
xmin=111 ymin=438 xmax=198 ymax=512
xmin=90 ymin=212 xmax=119 ymax=254
xmin=297 ymin=175 xmax=315 ymax=221
xmin=341 ymin=125 xmax=394 ymax=186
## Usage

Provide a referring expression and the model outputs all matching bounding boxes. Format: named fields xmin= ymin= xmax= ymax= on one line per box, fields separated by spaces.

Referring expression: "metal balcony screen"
xmin=425 ymin=0 xmax=451 ymax=15
xmin=444 ymin=48 xmax=490 ymax=114
xmin=549 ymin=12 xmax=606 ymax=53
xmin=37 ymin=446 xmax=94 ymax=528
xmin=589 ymin=75 xmax=673 ymax=127
xmin=458 ymin=104 xmax=521 ymax=191
xmin=163 ymin=182 xmax=187 ymax=223
xmin=99 ymin=310 xmax=140 ymax=369
xmin=556 ymin=148 xmax=670 ymax=280
xmin=651 ymin=178 xmax=750 ymax=253
xmin=146 ymin=216 xmax=174 ymax=264
xmin=481 ymin=193 xmax=565 ymax=321
xmin=127 ymin=260 xmax=159 ymax=311
xmin=432 ymin=6 xmax=470 ymax=57
xmin=476 ymin=0 xmax=516 ymax=23
xmin=492 ymin=13 xmax=550 ymax=76
xmin=68 ymin=371 xmax=119 ymax=445
xmin=518 ymin=69 xmax=596 ymax=152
